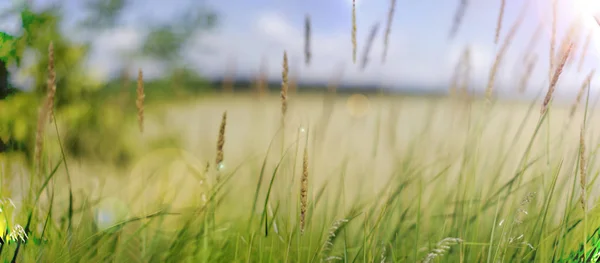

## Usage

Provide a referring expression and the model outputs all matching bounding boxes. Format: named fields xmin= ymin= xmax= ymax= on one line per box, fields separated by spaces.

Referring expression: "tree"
xmin=81 ymin=0 xmax=217 ymax=78
xmin=0 ymin=30 xmax=26 ymax=99
xmin=0 ymin=0 xmax=219 ymax=159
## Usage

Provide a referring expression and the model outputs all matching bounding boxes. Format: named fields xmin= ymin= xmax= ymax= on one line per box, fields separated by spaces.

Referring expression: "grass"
xmin=2 ymin=1 xmax=600 ymax=262
xmin=2 ymin=91 xmax=600 ymax=262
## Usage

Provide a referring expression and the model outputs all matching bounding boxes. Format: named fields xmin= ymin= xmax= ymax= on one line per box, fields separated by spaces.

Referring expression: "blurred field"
xmin=3 ymin=92 xmax=600 ymax=261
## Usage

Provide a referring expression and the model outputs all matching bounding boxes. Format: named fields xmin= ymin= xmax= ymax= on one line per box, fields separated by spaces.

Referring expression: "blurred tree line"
xmin=0 ymin=0 xmax=218 ymax=164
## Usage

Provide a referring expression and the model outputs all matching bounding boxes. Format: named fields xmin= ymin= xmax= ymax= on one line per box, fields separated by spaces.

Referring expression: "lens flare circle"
xmin=346 ymin=93 xmax=370 ymax=118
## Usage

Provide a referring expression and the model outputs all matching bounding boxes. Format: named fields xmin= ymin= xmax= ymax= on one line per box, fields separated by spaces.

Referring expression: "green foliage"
xmin=0 ymin=32 xmax=26 ymax=67
xmin=559 ymin=226 xmax=600 ymax=262
xmin=80 ymin=0 xmax=127 ymax=29
xmin=0 ymin=93 xmax=39 ymax=159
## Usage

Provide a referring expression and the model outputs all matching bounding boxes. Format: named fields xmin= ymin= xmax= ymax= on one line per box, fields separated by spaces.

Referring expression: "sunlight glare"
xmin=574 ymin=0 xmax=600 ymax=66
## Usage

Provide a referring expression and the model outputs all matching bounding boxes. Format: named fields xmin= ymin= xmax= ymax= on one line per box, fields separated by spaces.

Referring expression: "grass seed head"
xmin=47 ymin=41 xmax=56 ymax=123
xmin=495 ymin=0 xmax=506 ymax=44
xmin=485 ymin=1 xmax=527 ymax=100
xmin=300 ymin=144 xmax=309 ymax=234
xmin=382 ymin=0 xmax=397 ymax=63
xmin=542 ymin=42 xmax=574 ymax=115
xmin=216 ymin=111 xmax=227 ymax=173
xmin=281 ymin=51 xmax=289 ymax=124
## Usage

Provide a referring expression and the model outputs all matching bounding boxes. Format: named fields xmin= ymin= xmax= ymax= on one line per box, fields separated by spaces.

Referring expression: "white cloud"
xmin=184 ymin=10 xmax=453 ymax=88
xmin=82 ymin=6 xmax=600 ymax=96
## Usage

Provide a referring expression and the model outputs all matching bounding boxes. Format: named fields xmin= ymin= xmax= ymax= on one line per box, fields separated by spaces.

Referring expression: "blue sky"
xmin=2 ymin=0 xmax=600 ymax=95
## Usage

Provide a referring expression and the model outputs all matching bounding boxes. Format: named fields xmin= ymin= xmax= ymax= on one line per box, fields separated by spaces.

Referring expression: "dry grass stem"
xmin=449 ymin=48 xmax=468 ymax=97
xmin=382 ymin=0 xmax=397 ymax=63
xmin=360 ymin=22 xmax=380 ymax=71
xmin=352 ymin=0 xmax=357 ymax=64
xmin=47 ymin=42 xmax=56 ymax=123
xmin=136 ymin=68 xmax=145 ymax=133
xmin=522 ymin=23 xmax=542 ymax=63
xmin=495 ymin=0 xmax=505 ymax=44
xmin=579 ymin=124 xmax=587 ymax=211
xmin=305 ymin=14 xmax=312 ymax=66
xmin=34 ymin=95 xmax=51 ymax=174
xmin=485 ymin=2 xmax=528 ymax=100
xmin=300 ymin=144 xmax=309 ymax=234
xmin=559 ymin=22 xmax=582 ymax=69
xmin=34 ymin=41 xmax=59 ymax=173
xmin=281 ymin=51 xmax=289 ymax=127
xmin=570 ymin=69 xmax=595 ymax=118
xmin=460 ymin=47 xmax=471 ymax=98
xmin=550 ymin=0 xmax=557 ymax=81
xmin=541 ymin=42 xmax=574 ymax=115
xmin=578 ymin=29 xmax=593 ymax=72
xmin=216 ymin=111 xmax=227 ymax=174
xmin=518 ymin=54 xmax=538 ymax=94
xmin=449 ymin=0 xmax=468 ymax=39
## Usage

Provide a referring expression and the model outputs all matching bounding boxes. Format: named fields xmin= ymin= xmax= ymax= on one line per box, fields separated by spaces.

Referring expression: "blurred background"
xmin=1 ymin=0 xmax=599 ymax=91
xmin=1 ymin=0 xmax=600 ymax=163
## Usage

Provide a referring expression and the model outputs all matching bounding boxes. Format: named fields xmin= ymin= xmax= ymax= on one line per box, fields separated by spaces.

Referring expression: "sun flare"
xmin=573 ymin=0 xmax=600 ymax=65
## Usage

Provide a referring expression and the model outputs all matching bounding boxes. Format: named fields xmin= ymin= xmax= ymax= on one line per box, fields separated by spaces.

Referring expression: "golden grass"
xmin=34 ymin=42 xmax=56 ymax=173
xmin=541 ymin=42 xmax=573 ymax=115
xmin=300 ymin=142 xmax=309 ymax=234
xmin=216 ymin=111 xmax=227 ymax=176
xmin=557 ymin=21 xmax=582 ymax=69
xmin=47 ymin=41 xmax=56 ymax=123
